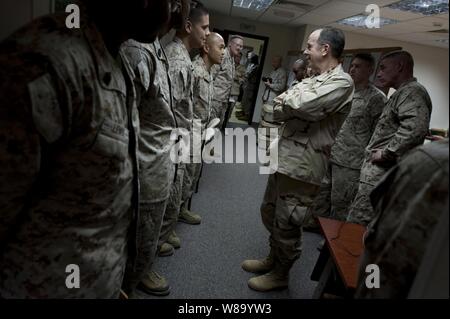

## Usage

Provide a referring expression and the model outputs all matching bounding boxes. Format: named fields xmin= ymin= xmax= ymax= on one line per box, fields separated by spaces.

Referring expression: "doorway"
xmin=214 ymin=29 xmax=269 ymax=126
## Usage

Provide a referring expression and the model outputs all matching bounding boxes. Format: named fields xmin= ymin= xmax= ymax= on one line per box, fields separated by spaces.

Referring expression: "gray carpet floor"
xmin=136 ymin=124 xmax=323 ymax=299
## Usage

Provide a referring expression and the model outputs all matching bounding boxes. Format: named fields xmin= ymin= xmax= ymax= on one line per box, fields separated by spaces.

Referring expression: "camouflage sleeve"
xmin=212 ymin=62 xmax=233 ymax=102
xmin=0 ymin=64 xmax=66 ymax=242
xmin=280 ymin=77 xmax=353 ymax=122
xmin=383 ymin=93 xmax=431 ymax=161
xmin=369 ymin=94 xmax=386 ymax=133
xmin=269 ymin=69 xmax=287 ymax=92
xmin=120 ymin=43 xmax=155 ymax=97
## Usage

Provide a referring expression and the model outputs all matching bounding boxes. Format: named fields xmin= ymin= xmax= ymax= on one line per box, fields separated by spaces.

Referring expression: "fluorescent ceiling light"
xmin=336 ymin=15 xmax=400 ymax=28
xmin=233 ymin=0 xmax=275 ymax=11
xmin=387 ymin=0 xmax=449 ymax=16
xmin=435 ymin=38 xmax=449 ymax=43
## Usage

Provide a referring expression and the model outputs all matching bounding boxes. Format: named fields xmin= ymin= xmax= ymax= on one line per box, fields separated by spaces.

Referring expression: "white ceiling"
xmin=206 ymin=0 xmax=449 ymax=49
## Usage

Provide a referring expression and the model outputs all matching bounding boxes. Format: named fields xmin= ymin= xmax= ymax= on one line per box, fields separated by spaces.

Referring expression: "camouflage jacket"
xmin=356 ymin=139 xmax=448 ymax=298
xmin=192 ymin=55 xmax=214 ymax=126
xmin=331 ymin=84 xmax=387 ymax=170
xmin=263 ymin=67 xmax=287 ymax=103
xmin=0 ymin=13 xmax=139 ymax=298
xmin=273 ymin=64 xmax=354 ymax=185
xmin=121 ymin=38 xmax=177 ymax=203
xmin=231 ymin=63 xmax=246 ymax=97
xmin=212 ymin=47 xmax=234 ymax=104
xmin=365 ymin=78 xmax=432 ymax=165
xmin=165 ymin=37 xmax=194 ymax=130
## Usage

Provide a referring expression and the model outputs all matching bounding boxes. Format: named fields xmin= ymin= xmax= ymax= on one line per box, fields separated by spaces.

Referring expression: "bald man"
xmin=186 ymin=32 xmax=225 ymax=202
xmin=347 ymin=50 xmax=432 ymax=226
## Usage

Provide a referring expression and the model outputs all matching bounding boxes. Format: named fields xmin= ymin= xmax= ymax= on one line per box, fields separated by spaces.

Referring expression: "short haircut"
xmin=353 ymin=53 xmax=375 ymax=68
xmin=381 ymin=50 xmax=414 ymax=69
xmin=317 ymin=27 xmax=345 ymax=59
xmin=190 ymin=0 xmax=209 ymax=24
xmin=229 ymin=35 xmax=244 ymax=44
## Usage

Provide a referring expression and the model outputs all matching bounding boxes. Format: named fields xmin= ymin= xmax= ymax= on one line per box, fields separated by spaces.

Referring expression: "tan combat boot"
xmin=138 ymin=271 xmax=170 ymax=296
xmin=179 ymin=206 xmax=201 ymax=225
xmin=241 ymin=250 xmax=275 ymax=274
xmin=167 ymin=230 xmax=181 ymax=249
xmin=158 ymin=242 xmax=174 ymax=257
xmin=247 ymin=262 xmax=291 ymax=292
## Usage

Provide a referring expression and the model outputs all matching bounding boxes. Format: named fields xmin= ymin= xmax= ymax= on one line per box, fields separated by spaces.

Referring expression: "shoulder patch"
xmin=28 ymin=73 xmax=64 ymax=143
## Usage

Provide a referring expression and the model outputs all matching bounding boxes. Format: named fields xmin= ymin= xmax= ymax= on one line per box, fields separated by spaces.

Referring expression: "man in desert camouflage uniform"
xmin=242 ymin=27 xmax=353 ymax=291
xmin=120 ymin=0 xmax=189 ymax=297
xmin=211 ymin=35 xmax=244 ymax=129
xmin=158 ymin=0 xmax=210 ymax=259
xmin=347 ymin=50 xmax=432 ymax=226
xmin=356 ymin=139 xmax=448 ymax=298
xmin=311 ymin=53 xmax=386 ymax=221
xmin=0 ymin=0 xmax=170 ymax=298
xmin=242 ymin=27 xmax=354 ymax=292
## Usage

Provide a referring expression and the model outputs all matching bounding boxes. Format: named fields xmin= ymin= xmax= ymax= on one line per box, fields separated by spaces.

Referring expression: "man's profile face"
xmin=208 ymin=36 xmax=226 ymax=65
xmin=304 ymin=30 xmax=324 ymax=70
xmin=229 ymin=38 xmax=244 ymax=57
xmin=190 ymin=14 xmax=210 ymax=49
xmin=349 ymin=58 xmax=373 ymax=85
xmin=376 ymin=57 xmax=398 ymax=89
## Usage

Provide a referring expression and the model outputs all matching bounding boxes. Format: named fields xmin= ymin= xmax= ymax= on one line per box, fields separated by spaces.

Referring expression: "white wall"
xmin=210 ymin=12 xmax=299 ymax=122
xmin=301 ymin=25 xmax=449 ymax=130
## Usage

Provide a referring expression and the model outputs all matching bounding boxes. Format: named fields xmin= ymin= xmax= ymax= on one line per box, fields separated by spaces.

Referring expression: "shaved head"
xmin=203 ymin=32 xmax=226 ymax=66
xmin=206 ymin=32 xmax=224 ymax=47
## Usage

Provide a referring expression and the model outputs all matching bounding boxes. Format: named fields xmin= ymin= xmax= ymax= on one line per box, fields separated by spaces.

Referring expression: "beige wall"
xmin=210 ymin=12 xmax=299 ymax=122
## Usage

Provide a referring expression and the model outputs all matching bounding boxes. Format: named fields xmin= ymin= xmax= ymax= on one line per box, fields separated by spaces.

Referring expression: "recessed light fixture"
xmin=336 ymin=14 xmax=400 ymax=28
xmin=387 ymin=0 xmax=449 ymax=16
xmin=233 ymin=0 xmax=275 ymax=11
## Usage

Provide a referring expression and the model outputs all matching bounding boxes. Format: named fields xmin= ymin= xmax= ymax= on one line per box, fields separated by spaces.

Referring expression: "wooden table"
xmin=311 ymin=217 xmax=366 ymax=298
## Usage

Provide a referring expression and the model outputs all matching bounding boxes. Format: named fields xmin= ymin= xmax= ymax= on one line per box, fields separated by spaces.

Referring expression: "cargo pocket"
xmin=278 ymin=195 xmax=308 ymax=229
xmin=91 ymin=119 xmax=129 ymax=161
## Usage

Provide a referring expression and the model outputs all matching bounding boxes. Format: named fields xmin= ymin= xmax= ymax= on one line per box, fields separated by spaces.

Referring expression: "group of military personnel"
xmin=0 ymin=0 xmax=446 ymax=299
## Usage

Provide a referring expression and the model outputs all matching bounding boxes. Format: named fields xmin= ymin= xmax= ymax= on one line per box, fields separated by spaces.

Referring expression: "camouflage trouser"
xmin=211 ymin=100 xmax=227 ymax=126
xmin=347 ymin=160 xmax=390 ymax=226
xmin=311 ymin=164 xmax=360 ymax=221
xmin=122 ymin=200 xmax=168 ymax=294
xmin=181 ymin=162 xmax=202 ymax=205
xmin=159 ymin=164 xmax=185 ymax=245
xmin=261 ymin=172 xmax=320 ymax=265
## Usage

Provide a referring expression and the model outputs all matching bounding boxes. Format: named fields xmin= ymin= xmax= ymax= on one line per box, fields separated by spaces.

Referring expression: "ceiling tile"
xmin=380 ymin=7 xmax=425 ymax=21
xmin=291 ymin=12 xmax=344 ymax=26
xmin=311 ymin=0 xmax=368 ymax=16
xmin=207 ymin=0 xmax=232 ymax=15
xmin=231 ymin=6 xmax=263 ymax=19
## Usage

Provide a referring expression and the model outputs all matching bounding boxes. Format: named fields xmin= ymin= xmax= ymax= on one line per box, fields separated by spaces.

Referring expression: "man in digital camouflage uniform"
xmin=311 ymin=53 xmax=386 ymax=221
xmin=120 ymin=0 xmax=189 ymax=297
xmin=158 ymin=0 xmax=210 ymax=258
xmin=211 ymin=35 xmax=244 ymax=130
xmin=347 ymin=50 xmax=432 ymax=226
xmin=242 ymin=27 xmax=354 ymax=292
xmin=186 ymin=33 xmax=225 ymax=209
xmin=0 ymin=0 xmax=170 ymax=298
xmin=356 ymin=139 xmax=448 ymax=298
